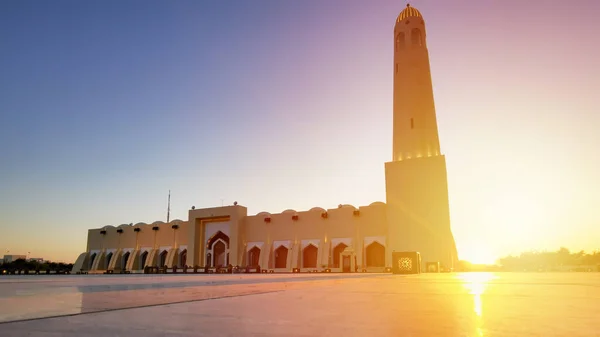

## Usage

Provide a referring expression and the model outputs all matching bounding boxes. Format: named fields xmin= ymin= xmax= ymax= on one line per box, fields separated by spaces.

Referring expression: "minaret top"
xmin=396 ymin=4 xmax=423 ymax=23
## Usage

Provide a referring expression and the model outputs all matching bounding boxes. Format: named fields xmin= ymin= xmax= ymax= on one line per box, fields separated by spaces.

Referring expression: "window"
xmin=411 ymin=28 xmax=422 ymax=46
xmin=410 ymin=118 xmax=414 ymax=129
xmin=395 ymin=33 xmax=405 ymax=51
xmin=395 ymin=63 xmax=398 ymax=73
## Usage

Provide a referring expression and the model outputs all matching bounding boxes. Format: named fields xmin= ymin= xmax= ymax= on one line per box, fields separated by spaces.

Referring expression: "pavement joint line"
xmin=0 ymin=289 xmax=284 ymax=326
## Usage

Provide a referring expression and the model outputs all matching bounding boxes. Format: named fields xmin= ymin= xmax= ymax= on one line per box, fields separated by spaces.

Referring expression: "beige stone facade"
xmin=71 ymin=4 xmax=458 ymax=274
xmin=73 ymin=203 xmax=391 ymax=273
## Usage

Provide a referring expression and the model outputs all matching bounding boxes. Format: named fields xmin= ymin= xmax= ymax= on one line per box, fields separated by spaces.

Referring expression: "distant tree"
xmin=497 ymin=247 xmax=600 ymax=271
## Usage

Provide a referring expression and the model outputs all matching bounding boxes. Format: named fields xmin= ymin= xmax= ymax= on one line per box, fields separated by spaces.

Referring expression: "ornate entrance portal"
xmin=207 ymin=231 xmax=229 ymax=268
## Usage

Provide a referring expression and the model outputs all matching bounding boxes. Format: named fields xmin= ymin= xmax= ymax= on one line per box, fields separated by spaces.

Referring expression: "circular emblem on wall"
xmin=398 ymin=257 xmax=412 ymax=271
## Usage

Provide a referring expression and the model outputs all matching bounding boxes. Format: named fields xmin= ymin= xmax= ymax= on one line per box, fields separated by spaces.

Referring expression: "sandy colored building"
xmin=72 ymin=4 xmax=458 ymax=274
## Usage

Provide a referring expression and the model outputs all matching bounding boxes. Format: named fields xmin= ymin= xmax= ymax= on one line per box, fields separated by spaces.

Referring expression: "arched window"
xmin=411 ymin=28 xmax=423 ymax=46
xmin=396 ymin=32 xmax=406 ymax=51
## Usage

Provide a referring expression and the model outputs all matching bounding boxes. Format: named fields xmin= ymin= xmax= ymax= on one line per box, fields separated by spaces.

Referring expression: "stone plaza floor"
xmin=0 ymin=272 xmax=599 ymax=336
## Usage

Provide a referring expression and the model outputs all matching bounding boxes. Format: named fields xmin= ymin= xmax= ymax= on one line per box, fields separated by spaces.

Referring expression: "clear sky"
xmin=1 ymin=0 xmax=599 ymax=263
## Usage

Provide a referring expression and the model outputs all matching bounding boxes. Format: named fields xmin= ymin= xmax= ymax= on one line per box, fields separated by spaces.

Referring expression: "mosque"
xmin=72 ymin=4 xmax=458 ymax=274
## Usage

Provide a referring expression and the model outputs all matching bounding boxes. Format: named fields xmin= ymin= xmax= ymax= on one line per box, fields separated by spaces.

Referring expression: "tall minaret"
xmin=392 ymin=4 xmax=441 ymax=162
xmin=385 ymin=4 xmax=458 ymax=270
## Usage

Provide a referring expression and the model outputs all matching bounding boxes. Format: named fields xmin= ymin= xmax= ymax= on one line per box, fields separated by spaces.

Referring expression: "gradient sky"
xmin=1 ymin=0 xmax=599 ymax=263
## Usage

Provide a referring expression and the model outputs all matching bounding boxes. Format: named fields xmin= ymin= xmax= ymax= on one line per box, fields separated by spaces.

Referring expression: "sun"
xmin=460 ymin=244 xmax=497 ymax=265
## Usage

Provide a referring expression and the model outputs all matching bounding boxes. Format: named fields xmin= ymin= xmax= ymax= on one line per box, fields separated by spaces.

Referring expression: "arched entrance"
xmin=179 ymin=249 xmax=187 ymax=267
xmin=274 ymin=246 xmax=288 ymax=268
xmin=213 ymin=241 xmax=226 ymax=267
xmin=159 ymin=250 xmax=168 ymax=267
xmin=206 ymin=231 xmax=229 ymax=267
xmin=366 ymin=242 xmax=385 ymax=267
xmin=89 ymin=253 xmax=96 ymax=270
xmin=332 ymin=243 xmax=348 ymax=268
xmin=122 ymin=251 xmax=130 ymax=270
xmin=105 ymin=252 xmax=113 ymax=269
xmin=303 ymin=244 xmax=318 ymax=268
xmin=140 ymin=251 xmax=148 ymax=269
xmin=248 ymin=246 xmax=260 ymax=267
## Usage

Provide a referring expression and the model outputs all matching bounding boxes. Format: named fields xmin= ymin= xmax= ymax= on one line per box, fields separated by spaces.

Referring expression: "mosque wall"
xmin=80 ymin=202 xmax=391 ymax=272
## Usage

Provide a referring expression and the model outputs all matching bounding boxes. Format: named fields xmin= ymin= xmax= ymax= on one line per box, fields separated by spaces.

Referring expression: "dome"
xmin=396 ymin=4 xmax=422 ymax=23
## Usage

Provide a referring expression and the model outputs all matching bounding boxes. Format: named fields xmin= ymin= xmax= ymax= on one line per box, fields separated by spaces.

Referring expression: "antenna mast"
xmin=167 ymin=190 xmax=171 ymax=223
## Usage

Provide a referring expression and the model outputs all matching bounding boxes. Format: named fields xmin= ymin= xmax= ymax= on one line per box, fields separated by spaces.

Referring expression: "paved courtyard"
xmin=1 ymin=272 xmax=599 ymax=336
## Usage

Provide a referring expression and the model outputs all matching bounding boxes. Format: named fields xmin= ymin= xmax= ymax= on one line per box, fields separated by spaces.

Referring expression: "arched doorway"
xmin=303 ymin=244 xmax=318 ymax=268
xmin=122 ymin=251 xmax=130 ymax=270
xmin=274 ymin=246 xmax=288 ymax=268
xmin=248 ymin=246 xmax=260 ymax=267
xmin=159 ymin=250 xmax=168 ymax=267
xmin=206 ymin=231 xmax=229 ymax=267
xmin=89 ymin=253 xmax=96 ymax=270
xmin=332 ymin=243 xmax=348 ymax=268
xmin=105 ymin=252 xmax=113 ymax=269
xmin=366 ymin=242 xmax=385 ymax=267
xmin=213 ymin=241 xmax=226 ymax=267
xmin=140 ymin=251 xmax=148 ymax=269
xmin=179 ymin=249 xmax=187 ymax=268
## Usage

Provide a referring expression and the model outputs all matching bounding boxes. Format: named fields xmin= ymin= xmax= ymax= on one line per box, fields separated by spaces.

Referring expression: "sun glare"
xmin=461 ymin=245 xmax=497 ymax=265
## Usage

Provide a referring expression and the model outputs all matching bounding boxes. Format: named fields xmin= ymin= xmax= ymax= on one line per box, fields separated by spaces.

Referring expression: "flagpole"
xmin=167 ymin=190 xmax=171 ymax=223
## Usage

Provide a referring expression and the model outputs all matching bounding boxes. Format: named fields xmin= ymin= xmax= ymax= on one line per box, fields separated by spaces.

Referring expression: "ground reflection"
xmin=457 ymin=272 xmax=497 ymax=336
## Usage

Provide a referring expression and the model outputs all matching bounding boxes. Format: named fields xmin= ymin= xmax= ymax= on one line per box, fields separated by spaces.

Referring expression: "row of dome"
xmin=98 ymin=202 xmax=386 ymax=230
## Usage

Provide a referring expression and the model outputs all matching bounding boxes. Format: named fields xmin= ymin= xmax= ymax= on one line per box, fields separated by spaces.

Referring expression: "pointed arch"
xmin=213 ymin=241 xmax=226 ymax=267
xmin=302 ymin=244 xmax=318 ymax=268
xmin=179 ymin=249 xmax=187 ymax=268
xmin=248 ymin=246 xmax=261 ymax=267
xmin=332 ymin=243 xmax=348 ymax=268
xmin=207 ymin=231 xmax=230 ymax=249
xmin=122 ymin=251 xmax=130 ymax=270
xmin=411 ymin=28 xmax=423 ymax=46
xmin=105 ymin=252 xmax=113 ymax=269
xmin=274 ymin=245 xmax=288 ymax=268
xmin=159 ymin=250 xmax=168 ymax=267
xmin=89 ymin=253 xmax=97 ymax=270
xmin=206 ymin=231 xmax=230 ymax=268
xmin=140 ymin=251 xmax=148 ymax=269
xmin=396 ymin=32 xmax=406 ymax=51
xmin=366 ymin=242 xmax=386 ymax=267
